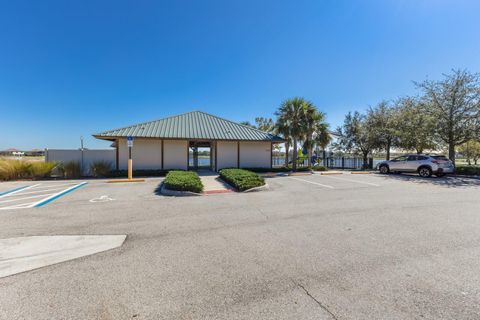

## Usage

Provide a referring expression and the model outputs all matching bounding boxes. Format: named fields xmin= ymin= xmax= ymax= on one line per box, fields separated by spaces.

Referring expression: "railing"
xmin=272 ymin=156 xmax=373 ymax=169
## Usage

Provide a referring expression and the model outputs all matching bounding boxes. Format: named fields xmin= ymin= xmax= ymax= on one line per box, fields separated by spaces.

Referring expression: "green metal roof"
xmin=93 ymin=111 xmax=284 ymax=142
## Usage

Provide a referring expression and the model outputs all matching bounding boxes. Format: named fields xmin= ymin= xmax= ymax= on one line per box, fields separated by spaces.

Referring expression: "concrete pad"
xmin=0 ymin=235 xmax=126 ymax=278
xmin=200 ymin=175 xmax=234 ymax=192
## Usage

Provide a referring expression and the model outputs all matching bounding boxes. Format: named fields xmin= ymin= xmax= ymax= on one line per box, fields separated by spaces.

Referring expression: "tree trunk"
xmin=292 ymin=138 xmax=298 ymax=171
xmin=386 ymin=141 xmax=391 ymax=160
xmin=284 ymin=142 xmax=289 ymax=167
xmin=363 ymin=152 xmax=369 ymax=170
xmin=448 ymin=141 xmax=456 ymax=165
xmin=308 ymin=146 xmax=314 ymax=167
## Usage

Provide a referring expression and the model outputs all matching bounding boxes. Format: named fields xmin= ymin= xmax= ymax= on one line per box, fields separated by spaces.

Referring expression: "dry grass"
xmin=0 ymin=159 xmax=58 ymax=181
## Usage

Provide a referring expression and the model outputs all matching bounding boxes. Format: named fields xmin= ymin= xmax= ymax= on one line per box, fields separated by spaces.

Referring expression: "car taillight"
xmin=431 ymin=160 xmax=439 ymax=164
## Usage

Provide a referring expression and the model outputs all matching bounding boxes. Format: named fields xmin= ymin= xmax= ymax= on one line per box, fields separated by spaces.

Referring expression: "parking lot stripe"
xmin=320 ymin=175 xmax=380 ymax=187
xmin=0 ymin=193 xmax=55 ymax=204
xmin=9 ymin=186 xmax=78 ymax=196
xmin=289 ymin=177 xmax=335 ymax=189
xmin=0 ymin=186 xmax=30 ymax=197
xmin=30 ymin=182 xmax=87 ymax=208
xmin=0 ymin=184 xmax=40 ymax=199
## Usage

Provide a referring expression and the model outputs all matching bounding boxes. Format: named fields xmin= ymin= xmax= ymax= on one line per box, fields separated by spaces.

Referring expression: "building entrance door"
xmin=188 ymin=141 xmax=212 ymax=170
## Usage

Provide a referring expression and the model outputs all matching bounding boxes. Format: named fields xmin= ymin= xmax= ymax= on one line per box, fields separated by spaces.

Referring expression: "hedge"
xmin=219 ymin=168 xmax=265 ymax=191
xmin=455 ymin=165 xmax=480 ymax=176
xmin=164 ymin=170 xmax=203 ymax=193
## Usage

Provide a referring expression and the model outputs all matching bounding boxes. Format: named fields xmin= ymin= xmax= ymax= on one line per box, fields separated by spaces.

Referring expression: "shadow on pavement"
xmin=374 ymin=173 xmax=480 ymax=188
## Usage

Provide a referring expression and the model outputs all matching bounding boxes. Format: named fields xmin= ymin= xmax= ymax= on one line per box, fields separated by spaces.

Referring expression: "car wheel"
xmin=379 ymin=165 xmax=389 ymax=174
xmin=418 ymin=167 xmax=432 ymax=178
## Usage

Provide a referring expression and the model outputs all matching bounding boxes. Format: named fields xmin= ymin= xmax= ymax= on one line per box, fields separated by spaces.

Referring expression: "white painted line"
xmin=30 ymin=182 xmax=82 ymax=188
xmin=0 ymin=235 xmax=126 ymax=278
xmin=28 ymin=182 xmax=87 ymax=208
xmin=89 ymin=195 xmax=114 ymax=203
xmin=289 ymin=177 xmax=335 ymax=189
xmin=0 ymin=202 xmax=37 ymax=210
xmin=0 ymin=193 xmax=54 ymax=204
xmin=7 ymin=186 xmax=76 ymax=196
xmin=320 ymin=175 xmax=380 ymax=187
xmin=0 ymin=184 xmax=41 ymax=199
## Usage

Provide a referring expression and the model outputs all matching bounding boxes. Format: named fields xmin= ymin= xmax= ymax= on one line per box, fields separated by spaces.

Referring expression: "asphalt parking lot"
xmin=1 ymin=173 xmax=480 ymax=319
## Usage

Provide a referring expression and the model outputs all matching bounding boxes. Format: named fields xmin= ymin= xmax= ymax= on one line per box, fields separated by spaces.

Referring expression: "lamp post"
xmin=80 ymin=136 xmax=84 ymax=176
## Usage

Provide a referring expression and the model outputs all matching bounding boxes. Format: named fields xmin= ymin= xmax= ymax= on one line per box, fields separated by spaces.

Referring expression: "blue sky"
xmin=1 ymin=0 xmax=479 ymax=149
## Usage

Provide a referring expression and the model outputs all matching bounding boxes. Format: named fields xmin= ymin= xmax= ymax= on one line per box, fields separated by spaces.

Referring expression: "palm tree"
xmin=301 ymin=103 xmax=331 ymax=167
xmin=275 ymin=119 xmax=291 ymax=167
xmin=275 ymin=97 xmax=309 ymax=171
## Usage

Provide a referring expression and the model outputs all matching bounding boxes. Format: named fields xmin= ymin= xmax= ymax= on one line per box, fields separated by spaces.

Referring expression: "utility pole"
xmin=80 ymin=136 xmax=84 ymax=176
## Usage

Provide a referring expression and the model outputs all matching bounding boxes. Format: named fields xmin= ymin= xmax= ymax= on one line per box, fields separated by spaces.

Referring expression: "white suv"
xmin=377 ymin=154 xmax=455 ymax=177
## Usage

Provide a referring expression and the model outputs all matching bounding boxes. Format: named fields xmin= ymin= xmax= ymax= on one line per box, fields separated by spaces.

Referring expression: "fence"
xmin=45 ymin=149 xmax=115 ymax=176
xmin=272 ymin=155 xmax=374 ymax=169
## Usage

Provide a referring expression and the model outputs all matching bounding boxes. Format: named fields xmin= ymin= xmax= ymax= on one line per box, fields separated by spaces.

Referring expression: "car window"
xmin=417 ymin=156 xmax=428 ymax=160
xmin=431 ymin=156 xmax=449 ymax=161
xmin=393 ymin=156 xmax=408 ymax=161
xmin=407 ymin=156 xmax=417 ymax=161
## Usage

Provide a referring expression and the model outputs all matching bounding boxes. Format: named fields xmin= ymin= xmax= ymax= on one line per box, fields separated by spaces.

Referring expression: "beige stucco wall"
xmin=216 ymin=141 xmax=238 ymax=170
xmin=118 ymin=138 xmax=162 ymax=170
xmin=163 ymin=140 xmax=188 ymax=170
xmin=117 ymin=138 xmax=270 ymax=171
xmin=239 ymin=141 xmax=271 ymax=168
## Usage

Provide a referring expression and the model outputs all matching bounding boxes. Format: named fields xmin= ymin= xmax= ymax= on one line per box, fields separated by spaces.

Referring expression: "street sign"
xmin=127 ymin=136 xmax=133 ymax=147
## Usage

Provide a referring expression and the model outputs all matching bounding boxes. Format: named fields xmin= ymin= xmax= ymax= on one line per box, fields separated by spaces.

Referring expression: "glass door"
xmin=188 ymin=141 xmax=211 ymax=170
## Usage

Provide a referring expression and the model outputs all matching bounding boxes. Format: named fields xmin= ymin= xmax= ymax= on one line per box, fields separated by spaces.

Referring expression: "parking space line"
xmin=289 ymin=177 xmax=335 ymax=189
xmin=30 ymin=182 xmax=87 ymax=208
xmin=0 ymin=193 xmax=53 ymax=204
xmin=0 ymin=184 xmax=40 ymax=199
xmin=320 ymin=175 xmax=380 ymax=187
xmin=0 ymin=186 xmax=30 ymax=197
xmin=8 ymin=186 xmax=78 ymax=196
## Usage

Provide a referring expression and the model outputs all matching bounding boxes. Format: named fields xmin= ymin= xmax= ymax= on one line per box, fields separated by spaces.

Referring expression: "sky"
xmin=1 ymin=0 xmax=480 ymax=150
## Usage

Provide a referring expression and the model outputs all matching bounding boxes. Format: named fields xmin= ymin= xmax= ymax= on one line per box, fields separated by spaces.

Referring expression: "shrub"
xmin=29 ymin=161 xmax=58 ymax=179
xmin=63 ymin=161 xmax=81 ymax=179
xmin=219 ymin=168 xmax=265 ymax=191
xmin=90 ymin=160 xmax=112 ymax=177
xmin=312 ymin=166 xmax=327 ymax=171
xmin=164 ymin=170 xmax=203 ymax=193
xmin=0 ymin=159 xmax=32 ymax=180
xmin=0 ymin=159 xmax=57 ymax=180
xmin=455 ymin=165 xmax=480 ymax=176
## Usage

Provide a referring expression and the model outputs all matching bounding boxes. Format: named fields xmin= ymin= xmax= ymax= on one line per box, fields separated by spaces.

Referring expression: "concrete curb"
xmin=242 ymin=183 xmax=269 ymax=193
xmin=288 ymin=172 xmax=313 ymax=176
xmin=350 ymin=171 xmax=374 ymax=174
xmin=317 ymin=171 xmax=342 ymax=175
xmin=159 ymin=183 xmax=203 ymax=197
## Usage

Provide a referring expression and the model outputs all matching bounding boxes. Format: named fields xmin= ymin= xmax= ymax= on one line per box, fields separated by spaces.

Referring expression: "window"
xmin=407 ymin=155 xmax=418 ymax=161
xmin=393 ymin=156 xmax=408 ymax=162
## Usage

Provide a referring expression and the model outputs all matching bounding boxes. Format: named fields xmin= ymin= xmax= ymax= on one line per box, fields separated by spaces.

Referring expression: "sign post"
xmin=127 ymin=136 xmax=133 ymax=180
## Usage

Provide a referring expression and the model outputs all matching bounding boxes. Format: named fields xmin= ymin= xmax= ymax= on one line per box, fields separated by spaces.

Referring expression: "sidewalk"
xmin=198 ymin=172 xmax=234 ymax=194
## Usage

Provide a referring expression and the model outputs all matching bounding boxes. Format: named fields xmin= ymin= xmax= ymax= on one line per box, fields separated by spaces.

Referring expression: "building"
xmin=93 ymin=111 xmax=285 ymax=171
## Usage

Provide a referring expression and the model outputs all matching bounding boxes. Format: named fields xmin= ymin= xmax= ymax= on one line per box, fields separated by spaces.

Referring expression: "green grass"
xmin=164 ymin=170 xmax=203 ymax=193
xmin=219 ymin=168 xmax=265 ymax=191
